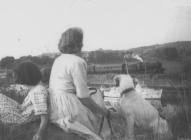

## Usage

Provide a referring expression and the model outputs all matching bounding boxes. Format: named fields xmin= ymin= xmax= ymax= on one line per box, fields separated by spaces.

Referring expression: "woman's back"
xmin=49 ymin=54 xmax=88 ymax=96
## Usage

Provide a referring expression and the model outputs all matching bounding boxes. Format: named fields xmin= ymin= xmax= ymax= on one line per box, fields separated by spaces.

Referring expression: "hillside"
xmin=2 ymin=41 xmax=189 ymax=76
xmin=77 ymin=41 xmax=190 ymax=75
xmin=130 ymin=41 xmax=191 ymax=61
xmin=129 ymin=41 xmax=191 ymax=74
xmin=37 ymin=41 xmax=191 ymax=75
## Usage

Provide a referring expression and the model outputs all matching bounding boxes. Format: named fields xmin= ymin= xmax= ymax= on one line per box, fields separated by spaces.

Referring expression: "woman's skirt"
xmin=49 ymin=92 xmax=103 ymax=140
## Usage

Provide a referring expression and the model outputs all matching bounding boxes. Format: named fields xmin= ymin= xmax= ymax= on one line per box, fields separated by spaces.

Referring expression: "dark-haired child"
xmin=0 ymin=61 xmax=48 ymax=140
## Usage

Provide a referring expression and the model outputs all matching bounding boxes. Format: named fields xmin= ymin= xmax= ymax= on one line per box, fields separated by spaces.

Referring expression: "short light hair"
xmin=58 ymin=27 xmax=83 ymax=54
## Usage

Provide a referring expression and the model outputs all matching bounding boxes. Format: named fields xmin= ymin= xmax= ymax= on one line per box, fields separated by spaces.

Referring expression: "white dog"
xmin=113 ymin=74 xmax=171 ymax=140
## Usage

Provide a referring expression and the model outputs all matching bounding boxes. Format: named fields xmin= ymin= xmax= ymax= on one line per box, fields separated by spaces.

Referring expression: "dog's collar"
xmin=121 ymin=88 xmax=135 ymax=97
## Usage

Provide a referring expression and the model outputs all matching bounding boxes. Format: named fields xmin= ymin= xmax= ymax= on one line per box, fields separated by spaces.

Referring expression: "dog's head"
xmin=113 ymin=74 xmax=135 ymax=95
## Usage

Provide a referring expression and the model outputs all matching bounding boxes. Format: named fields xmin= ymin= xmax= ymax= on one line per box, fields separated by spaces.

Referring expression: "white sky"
xmin=0 ymin=0 xmax=191 ymax=59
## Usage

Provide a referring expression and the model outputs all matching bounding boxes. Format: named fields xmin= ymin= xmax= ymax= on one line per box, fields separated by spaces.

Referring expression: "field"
xmin=87 ymin=73 xmax=190 ymax=140
xmin=0 ymin=72 xmax=190 ymax=140
xmin=88 ymin=74 xmax=168 ymax=140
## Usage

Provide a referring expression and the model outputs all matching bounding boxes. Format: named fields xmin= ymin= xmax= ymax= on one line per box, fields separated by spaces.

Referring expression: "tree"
xmin=182 ymin=58 xmax=191 ymax=78
xmin=0 ymin=56 xmax=15 ymax=69
xmin=164 ymin=47 xmax=179 ymax=60
xmin=30 ymin=56 xmax=42 ymax=65
xmin=40 ymin=56 xmax=54 ymax=66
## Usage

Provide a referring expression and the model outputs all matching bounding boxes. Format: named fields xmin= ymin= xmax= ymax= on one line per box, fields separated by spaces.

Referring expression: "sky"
xmin=0 ymin=0 xmax=191 ymax=59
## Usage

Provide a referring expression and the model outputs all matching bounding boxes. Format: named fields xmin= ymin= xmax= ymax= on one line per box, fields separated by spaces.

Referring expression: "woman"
xmin=49 ymin=27 xmax=113 ymax=140
xmin=0 ymin=61 xmax=49 ymax=140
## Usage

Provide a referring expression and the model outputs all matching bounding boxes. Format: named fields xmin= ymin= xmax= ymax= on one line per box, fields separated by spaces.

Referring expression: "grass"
xmin=0 ymin=74 xmax=189 ymax=140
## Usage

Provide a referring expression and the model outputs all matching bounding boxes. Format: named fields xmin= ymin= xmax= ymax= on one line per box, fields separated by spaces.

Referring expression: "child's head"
xmin=41 ymin=67 xmax=51 ymax=84
xmin=13 ymin=61 xmax=41 ymax=86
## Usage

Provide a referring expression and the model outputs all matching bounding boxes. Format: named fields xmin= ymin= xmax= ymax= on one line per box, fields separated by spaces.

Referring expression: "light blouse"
xmin=49 ymin=54 xmax=90 ymax=98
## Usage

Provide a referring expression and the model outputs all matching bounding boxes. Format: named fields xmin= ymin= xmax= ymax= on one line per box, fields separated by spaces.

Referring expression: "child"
xmin=0 ymin=61 xmax=49 ymax=140
xmin=40 ymin=67 xmax=51 ymax=87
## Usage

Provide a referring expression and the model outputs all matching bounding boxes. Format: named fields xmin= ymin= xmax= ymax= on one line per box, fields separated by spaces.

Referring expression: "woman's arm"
xmin=71 ymin=60 xmax=109 ymax=117
xmin=32 ymin=114 xmax=48 ymax=140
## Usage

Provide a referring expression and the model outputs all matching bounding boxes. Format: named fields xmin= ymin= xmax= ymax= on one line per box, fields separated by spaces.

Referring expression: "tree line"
xmin=0 ymin=50 xmax=127 ymax=70
xmin=1 ymin=43 xmax=191 ymax=78
xmin=0 ymin=55 xmax=55 ymax=70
